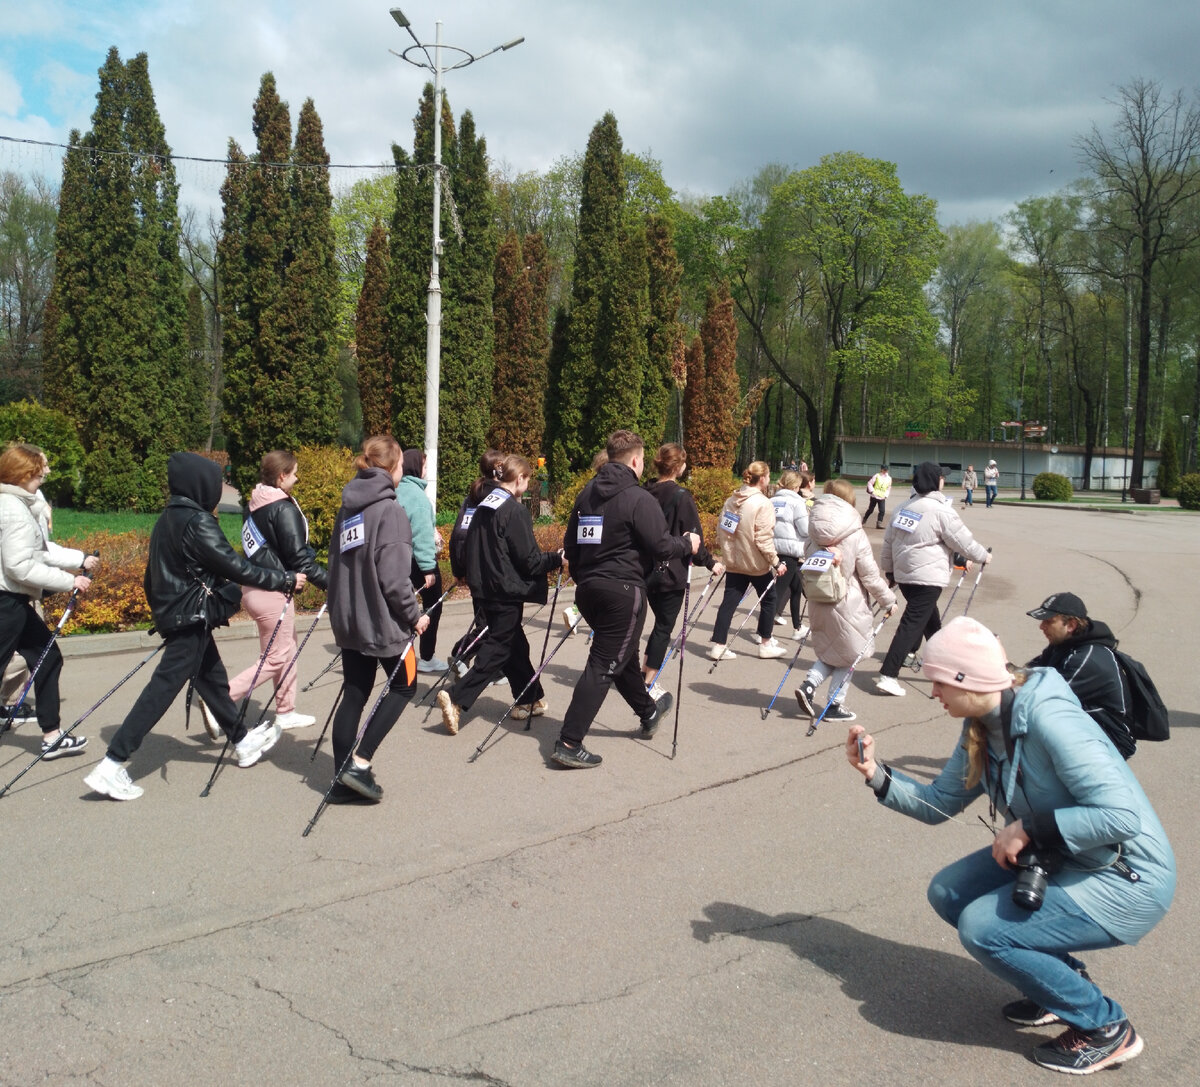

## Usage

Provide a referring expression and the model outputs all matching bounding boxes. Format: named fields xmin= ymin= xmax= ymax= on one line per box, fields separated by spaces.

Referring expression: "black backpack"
xmin=1114 ymin=651 xmax=1170 ymax=742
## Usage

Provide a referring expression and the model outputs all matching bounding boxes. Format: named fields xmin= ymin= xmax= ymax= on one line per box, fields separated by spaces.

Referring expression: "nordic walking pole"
xmin=469 ymin=610 xmax=583 ymax=762
xmin=647 ymin=569 xmax=723 ymax=691
xmin=0 ymin=640 xmax=163 ymax=799
xmin=669 ymin=570 xmax=692 ymax=759
xmin=250 ymin=603 xmax=327 ymax=730
xmin=708 ymin=575 xmax=777 ymax=674
xmin=303 ymin=637 xmax=417 ymax=837
xmin=760 ymin=598 xmax=811 ymax=720
xmin=517 ymin=565 xmax=564 ymax=726
xmin=200 ymin=590 xmax=294 ymax=798
xmin=961 ymin=549 xmax=992 ymax=618
xmin=909 ymin=563 xmax=966 ymax=673
xmin=806 ymin=610 xmax=893 ymax=737
xmin=309 ymin=684 xmax=343 ymax=762
xmin=302 ymin=650 xmax=342 ymax=692
xmin=420 ymin=623 xmax=489 ymax=721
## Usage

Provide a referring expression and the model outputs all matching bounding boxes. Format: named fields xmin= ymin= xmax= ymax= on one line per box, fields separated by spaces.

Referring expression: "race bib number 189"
xmin=801 ymin=549 xmax=835 ymax=573
xmin=339 ymin=512 xmax=366 ymax=553
xmin=719 ymin=510 xmax=740 ymax=534
xmin=892 ymin=509 xmax=923 ymax=533
xmin=576 ymin=515 xmax=603 ymax=544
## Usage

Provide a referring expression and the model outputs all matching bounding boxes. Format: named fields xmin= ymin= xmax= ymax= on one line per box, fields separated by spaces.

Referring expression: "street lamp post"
xmin=388 ymin=8 xmax=523 ymax=514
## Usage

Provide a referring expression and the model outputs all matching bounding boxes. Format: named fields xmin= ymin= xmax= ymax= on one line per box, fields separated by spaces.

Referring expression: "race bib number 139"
xmin=339 ymin=513 xmax=366 ymax=553
xmin=893 ymin=509 xmax=922 ymax=533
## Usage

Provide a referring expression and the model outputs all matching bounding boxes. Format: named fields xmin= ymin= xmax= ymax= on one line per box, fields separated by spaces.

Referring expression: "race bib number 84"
xmin=339 ymin=513 xmax=366 ymax=553
xmin=577 ymin=515 xmax=603 ymax=544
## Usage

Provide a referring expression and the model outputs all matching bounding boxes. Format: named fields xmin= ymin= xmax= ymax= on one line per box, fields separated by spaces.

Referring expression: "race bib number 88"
xmin=577 ymin=515 xmax=603 ymax=544
xmin=339 ymin=513 xmax=366 ymax=553
xmin=893 ymin=509 xmax=922 ymax=533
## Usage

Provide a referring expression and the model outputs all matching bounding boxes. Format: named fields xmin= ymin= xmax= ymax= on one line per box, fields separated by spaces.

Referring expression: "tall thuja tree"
xmin=686 ymin=282 xmax=740 ymax=468
xmin=490 ymin=230 xmax=550 ymax=459
xmin=356 ymin=220 xmax=392 ymax=436
xmin=283 ymin=98 xmax=341 ymax=446
xmin=221 ymin=74 xmax=294 ymax=494
xmin=550 ymin=112 xmax=626 ymax=476
xmin=216 ymin=140 xmax=250 ymax=447
xmin=437 ymin=109 xmax=496 ymax=500
xmin=640 ymin=213 xmax=682 ymax=452
xmin=591 ymin=218 xmax=648 ymax=443
xmin=42 ymin=48 xmax=195 ymax=508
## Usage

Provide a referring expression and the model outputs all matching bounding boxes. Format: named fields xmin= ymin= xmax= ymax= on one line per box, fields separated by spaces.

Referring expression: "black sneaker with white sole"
xmin=795 ymin=681 xmax=817 ymax=717
xmin=1032 ymin=1019 xmax=1143 ymax=1074
xmin=1003 ymin=966 xmax=1091 ymax=1026
xmin=820 ymin=702 xmax=856 ymax=722
xmin=638 ymin=690 xmax=673 ymax=738
xmin=41 ymin=733 xmax=87 ymax=759
xmin=551 ymin=740 xmax=603 ymax=768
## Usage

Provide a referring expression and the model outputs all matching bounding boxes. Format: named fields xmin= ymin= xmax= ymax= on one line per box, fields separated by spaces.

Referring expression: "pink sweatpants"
xmin=228 ymin=587 xmax=298 ymax=714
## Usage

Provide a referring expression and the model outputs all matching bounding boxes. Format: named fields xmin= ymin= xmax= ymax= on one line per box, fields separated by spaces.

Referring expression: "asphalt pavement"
xmin=0 ymin=502 xmax=1197 ymax=1085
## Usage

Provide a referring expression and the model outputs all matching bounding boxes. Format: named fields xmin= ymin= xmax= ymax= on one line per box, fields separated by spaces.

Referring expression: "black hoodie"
xmin=1026 ymin=618 xmax=1135 ymax=758
xmin=564 ymin=461 xmax=691 ymax=587
xmin=144 ymin=452 xmax=293 ymax=633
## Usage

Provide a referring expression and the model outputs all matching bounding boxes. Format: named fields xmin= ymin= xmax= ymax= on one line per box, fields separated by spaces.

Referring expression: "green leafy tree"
xmin=0 ymin=173 xmax=57 ymax=403
xmin=355 ymin=220 xmax=393 ymax=436
xmin=332 ymin=175 xmax=396 ymax=345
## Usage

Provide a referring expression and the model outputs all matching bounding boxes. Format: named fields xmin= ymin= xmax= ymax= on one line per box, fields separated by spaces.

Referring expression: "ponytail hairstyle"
xmin=653 ymin=443 xmax=686 ymax=479
xmin=778 ymin=469 xmax=801 ymax=492
xmin=742 ymin=460 xmax=770 ymax=487
xmin=355 ymin=435 xmax=401 ymax=474
xmin=498 ymin=453 xmax=534 ymax=484
xmin=259 ymin=449 xmax=298 ymax=488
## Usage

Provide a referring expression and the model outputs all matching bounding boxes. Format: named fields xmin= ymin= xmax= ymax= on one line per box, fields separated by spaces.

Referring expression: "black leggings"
xmin=773 ymin=556 xmax=804 ymax=626
xmin=0 ymin=593 xmax=62 ymax=733
xmin=643 ymin=588 xmax=685 ymax=672
xmin=331 ymin=648 xmax=417 ymax=769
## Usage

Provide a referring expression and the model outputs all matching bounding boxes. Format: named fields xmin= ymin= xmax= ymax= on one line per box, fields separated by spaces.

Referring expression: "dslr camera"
xmin=1012 ymin=848 xmax=1063 ymax=911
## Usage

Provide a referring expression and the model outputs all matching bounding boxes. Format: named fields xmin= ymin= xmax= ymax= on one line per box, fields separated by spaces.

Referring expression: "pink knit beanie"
xmin=921 ymin=616 xmax=1011 ymax=692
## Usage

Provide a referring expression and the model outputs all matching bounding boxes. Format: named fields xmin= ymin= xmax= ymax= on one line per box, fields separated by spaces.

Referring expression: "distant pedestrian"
xmin=770 ymin=469 xmax=809 ymax=641
xmin=984 ymin=460 xmax=999 ymax=507
xmin=863 ymin=465 xmax=892 ymax=528
xmin=963 ymin=464 xmax=977 ymax=507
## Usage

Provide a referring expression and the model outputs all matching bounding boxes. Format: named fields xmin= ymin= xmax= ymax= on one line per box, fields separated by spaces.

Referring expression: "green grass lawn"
xmin=52 ymin=508 xmax=244 ymax=547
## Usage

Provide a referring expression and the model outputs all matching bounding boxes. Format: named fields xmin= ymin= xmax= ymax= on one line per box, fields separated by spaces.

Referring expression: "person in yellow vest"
xmin=863 ymin=465 xmax=892 ymax=528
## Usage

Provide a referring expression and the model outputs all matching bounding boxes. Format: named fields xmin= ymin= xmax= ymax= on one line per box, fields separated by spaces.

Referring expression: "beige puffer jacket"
xmin=880 ymin=488 xmax=989 ymax=586
xmin=804 ymin=495 xmax=896 ymax=667
xmin=717 ymin=485 xmax=778 ymax=575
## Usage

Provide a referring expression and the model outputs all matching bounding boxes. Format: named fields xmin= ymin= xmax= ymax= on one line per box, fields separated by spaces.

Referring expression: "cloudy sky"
xmin=2 ymin=0 xmax=1199 ymax=225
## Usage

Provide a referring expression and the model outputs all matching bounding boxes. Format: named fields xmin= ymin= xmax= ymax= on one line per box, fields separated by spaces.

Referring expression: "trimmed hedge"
xmin=1032 ymin=472 xmax=1073 ymax=501
xmin=1178 ymin=473 xmax=1200 ymax=511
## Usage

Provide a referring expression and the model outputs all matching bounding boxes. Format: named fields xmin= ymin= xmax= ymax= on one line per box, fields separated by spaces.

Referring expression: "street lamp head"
xmin=500 ymin=36 xmax=525 ymax=50
xmin=390 ymin=8 xmax=410 ymax=29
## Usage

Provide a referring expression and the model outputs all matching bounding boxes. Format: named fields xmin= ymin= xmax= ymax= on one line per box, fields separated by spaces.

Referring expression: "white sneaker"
xmin=84 ymin=759 xmax=144 ymax=801
xmin=198 ymin=698 xmax=222 ymax=741
xmin=274 ymin=710 xmax=316 ymax=730
xmin=757 ymin=639 xmax=787 ymax=659
xmin=647 ymin=682 xmax=668 ymax=701
xmin=874 ymin=675 xmax=906 ymax=697
xmin=774 ymin=615 xmax=787 ymax=626
xmin=707 ymin=643 xmax=736 ymax=661
xmin=792 ymin=624 xmax=810 ymax=641
xmin=235 ymin=721 xmax=279 ymax=768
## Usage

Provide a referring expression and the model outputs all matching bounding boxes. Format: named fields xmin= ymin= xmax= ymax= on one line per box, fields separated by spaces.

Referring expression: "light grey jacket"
xmin=771 ymin=487 xmax=809 ymax=559
xmin=0 ymin=484 xmax=84 ymax=598
xmin=880 ymin=488 xmax=989 ymax=587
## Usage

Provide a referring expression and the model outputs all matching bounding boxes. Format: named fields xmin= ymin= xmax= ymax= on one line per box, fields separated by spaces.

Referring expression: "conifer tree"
xmin=686 ymin=283 xmax=740 ymax=468
xmin=385 ymin=142 xmax=427 ymax=444
xmin=356 ymin=220 xmax=392 ymax=436
xmin=682 ymin=333 xmax=706 ymax=459
xmin=639 ymin=213 xmax=682 ymax=453
xmin=590 ymin=220 xmax=648 ymax=443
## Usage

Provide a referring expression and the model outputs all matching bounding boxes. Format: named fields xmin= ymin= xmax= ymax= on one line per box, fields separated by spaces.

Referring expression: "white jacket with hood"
xmin=0 ymin=485 xmax=85 ymax=598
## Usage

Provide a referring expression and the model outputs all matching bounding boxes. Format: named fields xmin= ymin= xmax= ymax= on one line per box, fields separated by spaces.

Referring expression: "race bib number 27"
xmin=339 ymin=513 xmax=366 ymax=553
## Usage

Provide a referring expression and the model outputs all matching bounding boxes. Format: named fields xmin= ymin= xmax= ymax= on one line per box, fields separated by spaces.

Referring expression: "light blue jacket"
xmin=394 ymin=475 xmax=437 ymax=573
xmin=877 ymin=668 xmax=1175 ymax=945
xmin=771 ymin=488 xmax=809 ymax=558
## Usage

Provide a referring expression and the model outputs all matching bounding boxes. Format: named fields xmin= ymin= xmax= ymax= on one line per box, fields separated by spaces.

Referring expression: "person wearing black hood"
xmin=324 ymin=436 xmax=429 ymax=802
xmin=1025 ymin=592 xmax=1136 ymax=758
xmin=554 ymin=430 xmax=699 ymax=768
xmin=874 ymin=461 xmax=991 ymax=698
xmin=83 ymin=453 xmax=306 ymax=801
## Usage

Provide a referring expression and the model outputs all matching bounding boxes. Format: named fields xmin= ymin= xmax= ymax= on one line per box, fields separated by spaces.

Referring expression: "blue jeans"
xmin=985 ymin=484 xmax=997 ymax=507
xmin=927 ymin=847 xmax=1125 ymax=1030
xmin=964 ymin=488 xmax=974 ymax=506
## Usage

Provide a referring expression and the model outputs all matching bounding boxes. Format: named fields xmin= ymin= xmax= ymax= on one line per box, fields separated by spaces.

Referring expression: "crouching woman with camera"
xmin=846 ymin=616 xmax=1174 ymax=1075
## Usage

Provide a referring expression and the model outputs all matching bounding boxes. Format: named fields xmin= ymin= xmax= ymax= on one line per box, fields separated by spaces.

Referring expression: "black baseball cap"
xmin=1026 ymin=592 xmax=1088 ymax=620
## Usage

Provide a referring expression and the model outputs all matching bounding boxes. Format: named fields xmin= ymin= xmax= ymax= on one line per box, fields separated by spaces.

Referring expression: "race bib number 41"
xmin=719 ymin=510 xmax=741 ymax=534
xmin=339 ymin=512 xmax=366 ymax=553
xmin=576 ymin=515 xmax=603 ymax=544
xmin=892 ymin=509 xmax=923 ymax=533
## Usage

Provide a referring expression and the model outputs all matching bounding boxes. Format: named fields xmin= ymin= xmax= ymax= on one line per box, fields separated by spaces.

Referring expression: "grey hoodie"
xmin=328 ymin=467 xmax=421 ymax=657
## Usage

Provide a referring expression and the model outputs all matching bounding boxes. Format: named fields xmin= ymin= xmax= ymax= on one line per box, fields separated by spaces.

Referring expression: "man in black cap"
xmin=1026 ymin=592 xmax=1135 ymax=758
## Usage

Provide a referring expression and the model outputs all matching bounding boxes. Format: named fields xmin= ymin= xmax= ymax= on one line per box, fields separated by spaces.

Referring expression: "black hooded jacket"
xmin=644 ymin=479 xmax=717 ymax=592
xmin=462 ymin=481 xmax=562 ymax=605
xmin=1026 ymin=618 xmax=1135 ymax=758
xmin=145 ymin=453 xmax=294 ymax=634
xmin=564 ymin=461 xmax=691 ymax=587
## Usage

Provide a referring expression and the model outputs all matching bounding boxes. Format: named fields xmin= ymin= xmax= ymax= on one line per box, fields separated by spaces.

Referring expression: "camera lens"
xmin=1012 ymin=863 xmax=1048 ymax=911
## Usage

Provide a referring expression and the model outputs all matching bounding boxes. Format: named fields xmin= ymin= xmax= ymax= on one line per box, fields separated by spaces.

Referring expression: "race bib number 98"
xmin=719 ymin=510 xmax=741 ymax=534
xmin=339 ymin=513 xmax=366 ymax=553
xmin=241 ymin=517 xmax=265 ymax=557
xmin=892 ymin=509 xmax=922 ymax=533
xmin=576 ymin=515 xmax=603 ymax=544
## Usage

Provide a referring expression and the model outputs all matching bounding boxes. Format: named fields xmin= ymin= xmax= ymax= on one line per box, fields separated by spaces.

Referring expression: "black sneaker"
xmin=821 ymin=702 xmax=856 ymax=722
xmin=338 ymin=764 xmax=383 ymax=802
xmin=795 ymin=682 xmax=817 ymax=717
xmin=638 ymin=690 xmax=673 ymax=738
xmin=1032 ymin=1020 xmax=1143 ymax=1074
xmin=41 ymin=733 xmax=88 ymax=759
xmin=1003 ymin=966 xmax=1090 ymax=1026
xmin=4 ymin=703 xmax=34 ymax=721
xmin=326 ymin=782 xmax=369 ymax=805
xmin=551 ymin=740 xmax=603 ymax=769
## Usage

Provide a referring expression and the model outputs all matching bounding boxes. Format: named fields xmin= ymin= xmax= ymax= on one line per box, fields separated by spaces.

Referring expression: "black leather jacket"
xmin=243 ymin=496 xmax=328 ymax=590
xmin=146 ymin=453 xmax=294 ymax=633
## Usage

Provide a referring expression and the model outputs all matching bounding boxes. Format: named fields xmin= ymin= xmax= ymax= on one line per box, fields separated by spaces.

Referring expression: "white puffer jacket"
xmin=804 ymin=495 xmax=895 ymax=667
xmin=771 ymin=487 xmax=809 ymax=558
xmin=0 ymin=485 xmax=84 ymax=598
xmin=879 ymin=488 xmax=989 ymax=587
